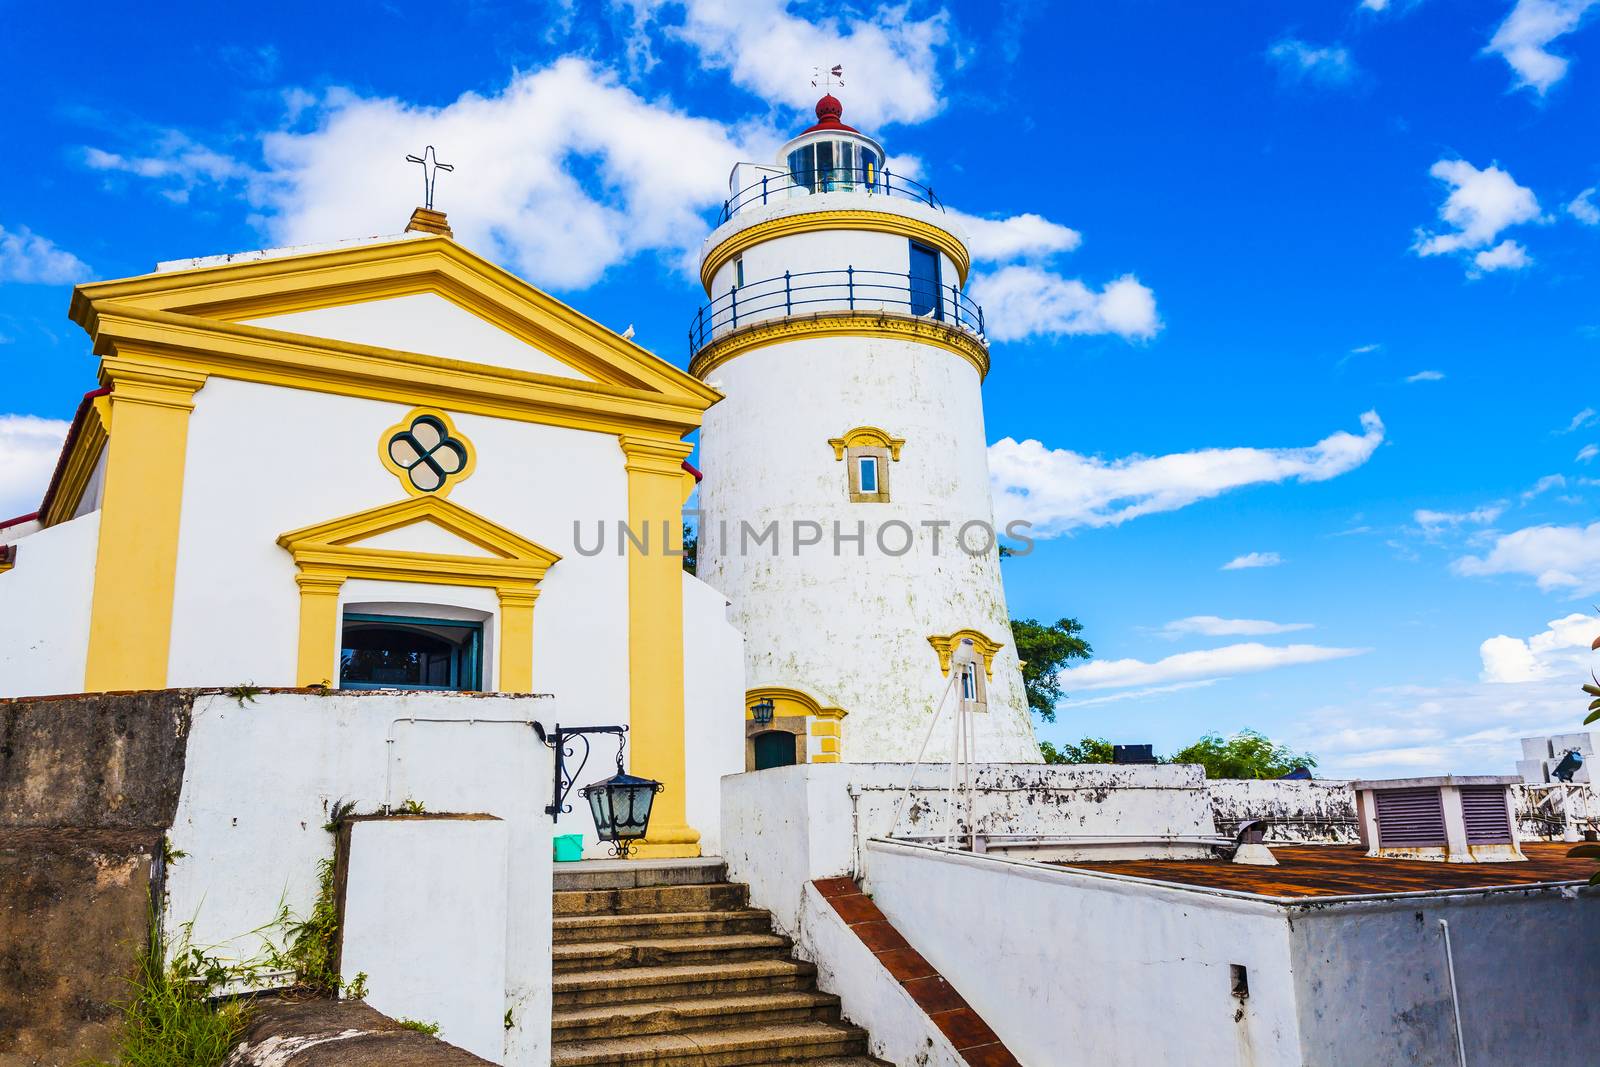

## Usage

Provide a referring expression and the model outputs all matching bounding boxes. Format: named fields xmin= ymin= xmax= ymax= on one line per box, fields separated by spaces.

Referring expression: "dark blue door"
xmin=753 ymin=731 xmax=798 ymax=770
xmin=909 ymin=241 xmax=942 ymax=319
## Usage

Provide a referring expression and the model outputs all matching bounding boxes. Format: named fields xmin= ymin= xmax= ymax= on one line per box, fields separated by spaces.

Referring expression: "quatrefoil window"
xmin=382 ymin=410 xmax=473 ymax=495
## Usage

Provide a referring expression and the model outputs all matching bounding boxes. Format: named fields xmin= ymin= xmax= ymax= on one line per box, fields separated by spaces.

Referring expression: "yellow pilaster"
xmin=83 ymin=358 xmax=207 ymax=692
xmin=293 ymin=572 xmax=345 ymax=686
xmin=496 ymin=587 xmax=538 ymax=692
xmin=619 ymin=435 xmax=699 ymax=859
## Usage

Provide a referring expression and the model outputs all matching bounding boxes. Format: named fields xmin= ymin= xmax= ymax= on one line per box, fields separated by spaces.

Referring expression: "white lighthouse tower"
xmin=693 ymin=94 xmax=1041 ymax=767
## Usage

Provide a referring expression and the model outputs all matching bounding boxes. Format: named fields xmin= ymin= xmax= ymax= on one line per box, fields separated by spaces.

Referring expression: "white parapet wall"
xmin=164 ymin=690 xmax=554 ymax=1067
xmin=721 ymin=761 xmax=1216 ymax=934
xmin=1205 ymin=778 xmax=1358 ymax=843
xmin=340 ymin=815 xmax=510 ymax=1061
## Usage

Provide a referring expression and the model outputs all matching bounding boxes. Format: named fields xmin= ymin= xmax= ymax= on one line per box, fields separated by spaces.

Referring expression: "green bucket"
xmin=553 ymin=834 xmax=584 ymax=862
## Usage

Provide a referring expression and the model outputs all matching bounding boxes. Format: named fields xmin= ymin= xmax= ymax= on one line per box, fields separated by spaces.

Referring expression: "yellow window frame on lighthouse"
xmin=277 ymin=495 xmax=561 ymax=692
xmin=829 ymin=426 xmax=905 ymax=503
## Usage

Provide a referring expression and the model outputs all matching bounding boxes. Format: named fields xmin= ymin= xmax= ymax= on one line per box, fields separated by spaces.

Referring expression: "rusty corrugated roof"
xmin=1053 ymin=843 xmax=1594 ymax=899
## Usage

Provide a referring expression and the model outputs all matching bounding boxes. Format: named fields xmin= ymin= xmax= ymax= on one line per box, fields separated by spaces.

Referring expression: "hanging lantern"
xmin=750 ymin=697 xmax=776 ymax=727
xmin=582 ymin=765 xmax=663 ymax=855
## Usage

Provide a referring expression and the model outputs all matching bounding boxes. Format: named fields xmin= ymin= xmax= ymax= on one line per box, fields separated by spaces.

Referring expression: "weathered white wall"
xmin=1206 ymin=779 xmax=1358 ymax=844
xmin=341 ymin=816 xmax=510 ymax=1062
xmin=862 ymin=840 xmax=1305 ymax=1067
xmin=1288 ymin=887 xmax=1600 ymax=1066
xmin=796 ymin=883 xmax=967 ymax=1067
xmin=696 ymin=332 xmax=1037 ymax=763
xmin=682 ymin=574 xmax=745 ymax=859
xmin=720 ymin=763 xmax=1215 ymax=939
xmin=0 ymin=512 xmax=100 ymax=697
xmin=164 ymin=691 xmax=553 ymax=1067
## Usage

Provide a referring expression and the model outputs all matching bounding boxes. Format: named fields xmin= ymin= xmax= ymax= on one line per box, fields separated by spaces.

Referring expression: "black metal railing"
xmin=718 ymin=167 xmax=943 ymax=224
xmin=688 ymin=267 xmax=985 ymax=358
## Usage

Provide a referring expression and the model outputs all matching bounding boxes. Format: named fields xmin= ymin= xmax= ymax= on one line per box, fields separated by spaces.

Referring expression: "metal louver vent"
xmin=1374 ymin=787 xmax=1446 ymax=847
xmin=1460 ymin=785 xmax=1513 ymax=844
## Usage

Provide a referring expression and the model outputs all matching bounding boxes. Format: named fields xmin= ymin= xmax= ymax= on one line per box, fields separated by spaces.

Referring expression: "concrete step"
xmin=553 ymin=959 xmax=816 ymax=1009
xmin=549 ymin=1020 xmax=868 ymax=1066
xmin=551 ymin=990 xmax=842 ymax=1042
xmin=553 ymin=882 xmax=748 ymax=917
xmin=553 ymin=932 xmax=792 ymax=973
xmin=553 ymin=857 xmax=727 ymax=891
xmin=554 ymin=907 xmax=776 ymax=945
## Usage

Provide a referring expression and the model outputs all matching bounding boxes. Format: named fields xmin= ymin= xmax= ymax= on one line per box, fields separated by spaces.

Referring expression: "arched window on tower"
xmin=829 ymin=427 xmax=905 ymax=503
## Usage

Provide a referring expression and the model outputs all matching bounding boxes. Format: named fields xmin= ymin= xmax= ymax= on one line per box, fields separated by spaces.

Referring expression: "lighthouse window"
xmin=909 ymin=242 xmax=943 ymax=318
xmin=857 ymin=456 xmax=879 ymax=493
xmin=960 ymin=663 xmax=979 ymax=702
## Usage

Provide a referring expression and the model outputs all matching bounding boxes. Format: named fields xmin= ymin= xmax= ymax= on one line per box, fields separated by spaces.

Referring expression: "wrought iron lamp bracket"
xmin=534 ymin=722 xmax=628 ymax=823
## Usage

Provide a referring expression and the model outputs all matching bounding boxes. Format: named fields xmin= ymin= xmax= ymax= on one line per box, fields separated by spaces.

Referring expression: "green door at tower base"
xmin=753 ymin=731 xmax=799 ymax=770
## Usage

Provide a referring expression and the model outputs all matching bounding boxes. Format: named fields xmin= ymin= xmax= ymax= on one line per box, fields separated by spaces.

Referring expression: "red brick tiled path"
xmin=813 ymin=877 xmax=1021 ymax=1067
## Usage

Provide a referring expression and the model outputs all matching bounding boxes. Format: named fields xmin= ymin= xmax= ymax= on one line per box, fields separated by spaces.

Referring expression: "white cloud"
xmin=988 ymin=411 xmax=1384 ymax=536
xmin=1064 ymin=679 xmax=1221 ymax=708
xmin=1562 ymin=407 xmax=1597 ymax=433
xmin=1569 ymin=187 xmax=1600 ymax=224
xmin=251 ymin=60 xmax=757 ymax=290
xmin=1060 ymin=642 xmax=1366 ymax=692
xmin=1413 ymin=160 xmax=1541 ymax=273
xmin=1222 ymin=552 xmax=1283 ymax=571
xmin=1484 ymin=0 xmax=1600 ymax=94
xmin=1578 ymin=443 xmax=1598 ymax=462
xmin=619 ymin=0 xmax=951 ymax=129
xmin=1161 ymin=616 xmax=1313 ymax=637
xmin=1454 ymin=520 xmax=1600 ymax=591
xmin=1414 ymin=503 xmax=1506 ymax=533
xmin=1472 ymin=238 xmax=1533 ymax=273
xmin=1406 ymin=369 xmax=1446 ymax=382
xmin=1522 ymin=473 xmax=1567 ymax=500
xmin=84 ymin=132 xmax=253 ymax=204
xmin=1479 ymin=612 xmax=1598 ymax=682
xmin=1360 ymin=0 xmax=1390 ymax=10
xmin=946 ymin=210 xmax=1082 ymax=263
xmin=0 ymin=414 xmax=70 ymax=519
xmin=971 ymin=266 xmax=1159 ymax=342
xmin=0 ymin=226 xmax=91 ymax=284
xmin=1350 ymin=342 xmax=1382 ymax=354
xmin=1266 ymin=39 xmax=1360 ymax=86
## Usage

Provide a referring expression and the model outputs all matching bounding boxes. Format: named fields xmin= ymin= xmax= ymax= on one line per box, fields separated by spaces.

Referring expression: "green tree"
xmin=1169 ymin=730 xmax=1317 ymax=779
xmin=1009 ymin=617 xmax=1092 ymax=723
xmin=1039 ymin=737 xmax=1117 ymax=765
xmin=681 ymin=522 xmax=697 ymax=575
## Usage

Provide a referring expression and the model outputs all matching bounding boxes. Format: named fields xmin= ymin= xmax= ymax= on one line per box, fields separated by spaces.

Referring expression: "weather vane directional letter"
xmin=811 ymin=64 xmax=844 ymax=89
xmin=405 ymin=145 xmax=455 ymax=211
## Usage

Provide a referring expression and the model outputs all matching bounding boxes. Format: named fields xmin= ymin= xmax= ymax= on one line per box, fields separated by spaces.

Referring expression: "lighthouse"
xmin=692 ymin=95 xmax=1041 ymax=767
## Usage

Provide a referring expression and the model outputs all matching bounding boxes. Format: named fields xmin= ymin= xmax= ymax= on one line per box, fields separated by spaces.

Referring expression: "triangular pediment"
xmin=71 ymin=235 xmax=719 ymax=415
xmin=278 ymin=495 xmax=562 ymax=569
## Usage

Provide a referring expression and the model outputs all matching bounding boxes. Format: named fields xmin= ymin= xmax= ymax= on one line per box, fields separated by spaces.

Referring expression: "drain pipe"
xmin=1438 ymin=919 xmax=1467 ymax=1067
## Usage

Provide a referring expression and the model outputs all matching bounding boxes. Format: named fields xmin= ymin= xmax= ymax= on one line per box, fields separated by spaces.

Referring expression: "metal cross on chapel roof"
xmin=405 ymin=145 xmax=455 ymax=211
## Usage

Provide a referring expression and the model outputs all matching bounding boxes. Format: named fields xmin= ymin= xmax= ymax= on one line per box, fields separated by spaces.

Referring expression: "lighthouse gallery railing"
xmin=687 ymin=268 xmax=985 ymax=359
xmin=718 ymin=167 xmax=944 ymax=224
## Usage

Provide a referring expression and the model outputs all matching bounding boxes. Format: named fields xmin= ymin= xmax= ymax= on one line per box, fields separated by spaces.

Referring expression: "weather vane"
xmin=405 ymin=145 xmax=455 ymax=211
xmin=811 ymin=64 xmax=844 ymax=90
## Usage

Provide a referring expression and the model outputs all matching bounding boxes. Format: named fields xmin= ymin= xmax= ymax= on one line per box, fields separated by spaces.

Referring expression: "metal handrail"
xmin=718 ymin=167 xmax=943 ymax=224
xmin=687 ymin=267 xmax=985 ymax=358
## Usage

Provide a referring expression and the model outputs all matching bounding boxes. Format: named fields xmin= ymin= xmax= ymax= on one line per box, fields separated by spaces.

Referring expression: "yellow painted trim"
xmin=689 ymin=312 xmax=989 ymax=383
xmin=700 ymin=209 xmax=971 ymax=294
xmin=85 ymin=306 xmax=717 ymax=441
xmin=72 ymin=235 xmax=720 ymax=405
xmin=621 ymin=436 xmax=701 ymax=859
xmin=808 ymin=720 xmax=839 ymax=737
xmin=378 ymin=407 xmax=477 ymax=498
xmin=41 ymin=398 xmax=110 ymax=527
xmin=745 ymin=685 xmax=848 ymax=721
xmin=812 ymin=754 xmax=840 ymax=764
xmin=83 ymin=359 xmax=207 ymax=691
xmin=277 ymin=495 xmax=560 ymax=691
xmin=928 ymin=629 xmax=1006 ymax=680
xmin=818 ymin=737 xmax=839 ymax=754
xmin=828 ymin=426 xmax=905 ymax=462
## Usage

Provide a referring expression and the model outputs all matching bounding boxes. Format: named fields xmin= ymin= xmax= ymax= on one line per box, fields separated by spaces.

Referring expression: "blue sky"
xmin=2 ymin=0 xmax=1598 ymax=777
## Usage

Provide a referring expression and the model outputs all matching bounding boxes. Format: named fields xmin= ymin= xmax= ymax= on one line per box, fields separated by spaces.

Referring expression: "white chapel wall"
xmin=0 ymin=512 xmax=100 ymax=697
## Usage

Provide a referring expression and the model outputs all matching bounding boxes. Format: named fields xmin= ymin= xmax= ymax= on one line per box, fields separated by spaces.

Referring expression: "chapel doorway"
xmin=752 ymin=730 xmax=799 ymax=770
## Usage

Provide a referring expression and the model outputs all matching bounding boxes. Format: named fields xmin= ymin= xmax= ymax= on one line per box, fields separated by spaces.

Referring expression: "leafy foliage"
xmin=280 ymin=857 xmax=344 ymax=993
xmin=1039 ymin=737 xmax=1117 ymax=764
xmin=1010 ymin=617 xmax=1093 ymax=723
xmin=682 ymin=521 xmax=697 ymax=574
xmin=1168 ymin=730 xmax=1317 ymax=780
xmin=398 ymin=1018 xmax=441 ymax=1036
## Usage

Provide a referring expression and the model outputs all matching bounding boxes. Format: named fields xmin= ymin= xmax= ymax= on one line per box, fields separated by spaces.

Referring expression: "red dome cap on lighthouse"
xmin=803 ymin=93 xmax=859 ymax=134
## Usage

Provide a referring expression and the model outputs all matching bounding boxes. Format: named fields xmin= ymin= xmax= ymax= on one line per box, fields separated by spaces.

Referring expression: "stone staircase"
xmin=551 ymin=858 xmax=884 ymax=1066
